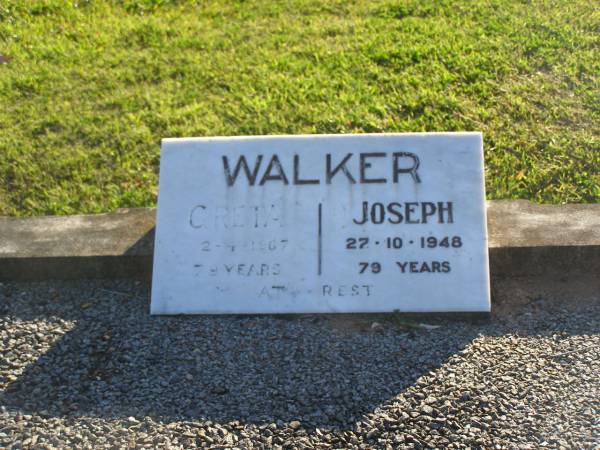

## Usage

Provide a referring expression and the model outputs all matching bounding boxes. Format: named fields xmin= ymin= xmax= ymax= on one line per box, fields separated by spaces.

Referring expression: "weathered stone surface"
xmin=152 ymin=133 xmax=490 ymax=314
xmin=0 ymin=209 xmax=154 ymax=280
xmin=487 ymin=200 xmax=600 ymax=277
xmin=0 ymin=200 xmax=597 ymax=281
xmin=487 ymin=200 xmax=598 ymax=247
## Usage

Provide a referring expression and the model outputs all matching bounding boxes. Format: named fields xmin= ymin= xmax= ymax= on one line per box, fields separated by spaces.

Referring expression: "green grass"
xmin=0 ymin=0 xmax=598 ymax=216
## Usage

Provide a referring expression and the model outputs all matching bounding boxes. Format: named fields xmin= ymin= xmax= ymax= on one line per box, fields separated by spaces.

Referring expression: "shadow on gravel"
xmin=1 ymin=278 xmax=598 ymax=429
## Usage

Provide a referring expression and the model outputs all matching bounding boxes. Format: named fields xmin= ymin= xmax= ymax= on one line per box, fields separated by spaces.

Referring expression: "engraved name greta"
xmin=151 ymin=134 xmax=490 ymax=314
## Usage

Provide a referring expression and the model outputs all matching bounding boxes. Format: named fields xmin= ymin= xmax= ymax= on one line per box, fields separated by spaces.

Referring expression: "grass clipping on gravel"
xmin=0 ymin=0 xmax=598 ymax=216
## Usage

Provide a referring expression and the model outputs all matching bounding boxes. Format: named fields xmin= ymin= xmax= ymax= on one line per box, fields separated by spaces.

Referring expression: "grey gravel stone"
xmin=0 ymin=279 xmax=598 ymax=449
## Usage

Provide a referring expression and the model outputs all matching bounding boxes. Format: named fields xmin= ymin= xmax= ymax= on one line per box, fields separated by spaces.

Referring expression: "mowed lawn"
xmin=0 ymin=0 xmax=598 ymax=216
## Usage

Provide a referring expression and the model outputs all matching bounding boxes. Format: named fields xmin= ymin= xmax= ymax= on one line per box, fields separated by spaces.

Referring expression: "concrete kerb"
xmin=0 ymin=200 xmax=598 ymax=282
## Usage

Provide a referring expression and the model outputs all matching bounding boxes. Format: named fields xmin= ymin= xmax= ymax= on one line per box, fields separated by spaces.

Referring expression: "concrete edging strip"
xmin=0 ymin=200 xmax=598 ymax=281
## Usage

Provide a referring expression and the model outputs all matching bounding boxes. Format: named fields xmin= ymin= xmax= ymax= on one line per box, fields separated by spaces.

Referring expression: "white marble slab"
xmin=151 ymin=133 xmax=490 ymax=313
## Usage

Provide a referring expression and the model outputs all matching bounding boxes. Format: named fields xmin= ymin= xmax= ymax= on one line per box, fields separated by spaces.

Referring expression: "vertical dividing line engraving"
xmin=318 ymin=203 xmax=323 ymax=276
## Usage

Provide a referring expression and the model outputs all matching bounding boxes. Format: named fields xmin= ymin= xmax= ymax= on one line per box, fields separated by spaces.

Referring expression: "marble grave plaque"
xmin=151 ymin=133 xmax=490 ymax=313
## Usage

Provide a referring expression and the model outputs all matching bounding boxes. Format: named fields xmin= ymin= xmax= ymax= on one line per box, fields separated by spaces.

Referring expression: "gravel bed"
xmin=0 ymin=279 xmax=598 ymax=449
